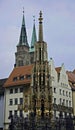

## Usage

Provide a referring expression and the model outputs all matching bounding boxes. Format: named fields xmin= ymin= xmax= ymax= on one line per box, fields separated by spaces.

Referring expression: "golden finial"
xmin=39 ymin=11 xmax=43 ymax=23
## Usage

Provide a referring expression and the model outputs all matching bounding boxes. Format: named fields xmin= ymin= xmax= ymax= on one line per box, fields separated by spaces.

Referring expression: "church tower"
xmin=29 ymin=17 xmax=37 ymax=64
xmin=30 ymin=11 xmax=53 ymax=119
xmin=15 ymin=10 xmax=30 ymax=67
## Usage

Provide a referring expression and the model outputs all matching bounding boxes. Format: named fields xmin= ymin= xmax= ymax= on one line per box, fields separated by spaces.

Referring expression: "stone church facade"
xmin=15 ymin=11 xmax=37 ymax=67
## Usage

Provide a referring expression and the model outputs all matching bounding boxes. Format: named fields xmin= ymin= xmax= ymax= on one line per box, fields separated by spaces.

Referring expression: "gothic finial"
xmin=39 ymin=11 xmax=43 ymax=23
xmin=23 ymin=7 xmax=24 ymax=14
xmin=38 ymin=11 xmax=43 ymax=42
xmin=33 ymin=16 xmax=35 ymax=24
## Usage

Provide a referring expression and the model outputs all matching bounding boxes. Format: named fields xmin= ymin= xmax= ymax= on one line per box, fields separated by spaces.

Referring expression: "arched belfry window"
xmin=18 ymin=60 xmax=23 ymax=66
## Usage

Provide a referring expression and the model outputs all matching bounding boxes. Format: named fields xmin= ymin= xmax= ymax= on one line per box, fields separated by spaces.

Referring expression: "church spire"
xmin=30 ymin=16 xmax=37 ymax=52
xmin=18 ymin=9 xmax=29 ymax=47
xmin=38 ymin=11 xmax=43 ymax=42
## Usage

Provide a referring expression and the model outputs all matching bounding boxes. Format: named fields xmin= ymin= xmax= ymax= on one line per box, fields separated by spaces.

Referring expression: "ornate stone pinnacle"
xmin=39 ymin=11 xmax=43 ymax=23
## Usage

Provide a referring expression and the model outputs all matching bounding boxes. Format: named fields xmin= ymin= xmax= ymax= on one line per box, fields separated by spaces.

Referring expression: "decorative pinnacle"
xmin=23 ymin=7 xmax=24 ymax=14
xmin=33 ymin=16 xmax=35 ymax=23
xmin=38 ymin=11 xmax=43 ymax=42
xmin=39 ymin=11 xmax=43 ymax=23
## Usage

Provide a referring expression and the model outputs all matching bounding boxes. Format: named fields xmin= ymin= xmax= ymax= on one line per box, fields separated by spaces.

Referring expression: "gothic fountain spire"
xmin=38 ymin=11 xmax=43 ymax=42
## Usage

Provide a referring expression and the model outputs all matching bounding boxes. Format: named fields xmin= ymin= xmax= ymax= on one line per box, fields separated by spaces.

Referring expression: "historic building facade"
xmin=4 ymin=11 xmax=37 ymax=130
xmin=3 ymin=11 xmax=74 ymax=130
xmin=4 ymin=65 xmax=33 ymax=130
xmin=67 ymin=70 xmax=75 ymax=116
xmin=49 ymin=58 xmax=72 ymax=117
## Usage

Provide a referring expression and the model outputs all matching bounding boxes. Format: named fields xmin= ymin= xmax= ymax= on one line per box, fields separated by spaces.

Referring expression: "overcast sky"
xmin=0 ymin=0 xmax=75 ymax=79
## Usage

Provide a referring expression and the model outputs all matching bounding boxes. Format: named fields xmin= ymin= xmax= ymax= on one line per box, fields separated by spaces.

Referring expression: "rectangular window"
xmin=59 ymin=89 xmax=62 ymax=95
xmin=15 ymin=88 xmax=18 ymax=93
xmin=69 ymin=101 xmax=71 ymax=107
xmin=20 ymin=87 xmax=23 ymax=93
xmin=54 ymin=98 xmax=56 ymax=104
xmin=9 ymin=111 xmax=12 ymax=117
xmin=19 ymin=110 xmax=23 ymax=117
xmin=66 ymin=100 xmax=68 ymax=107
xmin=63 ymin=99 xmax=65 ymax=106
xmin=65 ymin=112 xmax=67 ymax=118
xmin=9 ymin=99 xmax=13 ymax=105
xmin=14 ymin=110 xmax=17 ymax=116
xmin=69 ymin=92 xmax=71 ymax=97
xmin=66 ymin=91 xmax=68 ymax=97
xmin=15 ymin=98 xmax=18 ymax=105
xmin=20 ymin=98 xmax=23 ymax=105
xmin=10 ymin=89 xmax=13 ymax=94
xmin=63 ymin=90 xmax=65 ymax=96
xmin=54 ymin=88 xmax=56 ymax=93
xmin=60 ymin=98 xmax=62 ymax=105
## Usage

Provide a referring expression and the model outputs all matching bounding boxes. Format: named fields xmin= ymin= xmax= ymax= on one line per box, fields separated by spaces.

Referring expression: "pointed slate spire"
xmin=18 ymin=9 xmax=29 ymax=47
xmin=30 ymin=16 xmax=37 ymax=52
xmin=38 ymin=11 xmax=43 ymax=42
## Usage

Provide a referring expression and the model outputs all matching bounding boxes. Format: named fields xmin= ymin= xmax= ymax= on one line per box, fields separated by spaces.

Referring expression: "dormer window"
xmin=26 ymin=74 xmax=31 ymax=79
xmin=19 ymin=75 xmax=24 ymax=80
xmin=13 ymin=77 xmax=18 ymax=81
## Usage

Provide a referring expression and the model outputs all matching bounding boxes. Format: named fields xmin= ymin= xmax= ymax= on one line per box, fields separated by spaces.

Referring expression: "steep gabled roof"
xmin=55 ymin=67 xmax=61 ymax=73
xmin=4 ymin=65 xmax=33 ymax=88
xmin=66 ymin=71 xmax=75 ymax=83
xmin=66 ymin=71 xmax=75 ymax=90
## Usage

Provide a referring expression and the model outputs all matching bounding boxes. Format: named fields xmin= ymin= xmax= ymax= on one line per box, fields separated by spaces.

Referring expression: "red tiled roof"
xmin=66 ymin=71 xmax=75 ymax=83
xmin=55 ymin=67 xmax=61 ymax=73
xmin=4 ymin=65 xmax=33 ymax=87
